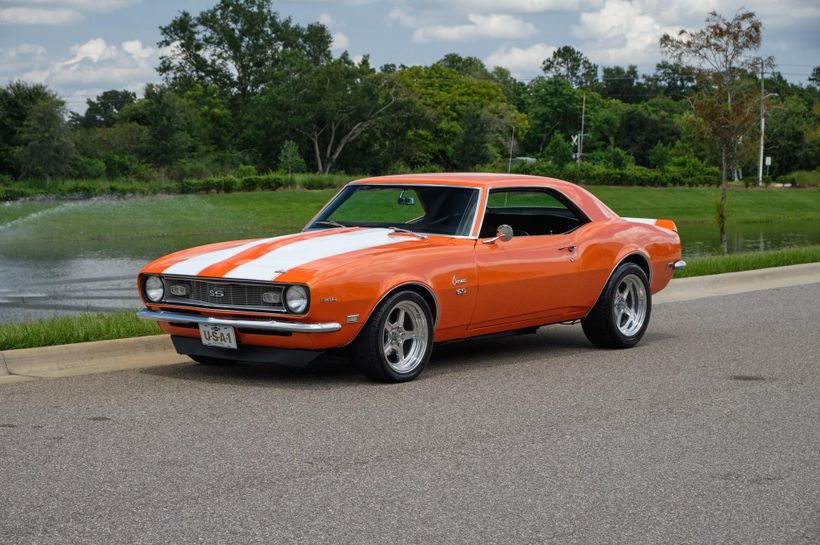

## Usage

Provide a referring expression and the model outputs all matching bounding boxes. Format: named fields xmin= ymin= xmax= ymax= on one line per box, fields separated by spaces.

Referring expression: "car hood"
xmin=141 ymin=227 xmax=431 ymax=282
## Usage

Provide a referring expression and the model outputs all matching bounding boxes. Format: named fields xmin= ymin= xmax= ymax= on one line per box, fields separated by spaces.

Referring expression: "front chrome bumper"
xmin=137 ymin=309 xmax=342 ymax=333
xmin=674 ymin=260 xmax=686 ymax=271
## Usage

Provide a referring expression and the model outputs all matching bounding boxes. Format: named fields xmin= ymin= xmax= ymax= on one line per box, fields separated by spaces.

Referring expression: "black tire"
xmin=582 ymin=262 xmax=651 ymax=349
xmin=189 ymin=355 xmax=237 ymax=366
xmin=352 ymin=290 xmax=434 ymax=382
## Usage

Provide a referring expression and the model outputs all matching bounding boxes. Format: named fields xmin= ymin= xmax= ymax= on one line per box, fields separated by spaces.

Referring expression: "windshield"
xmin=309 ymin=184 xmax=480 ymax=236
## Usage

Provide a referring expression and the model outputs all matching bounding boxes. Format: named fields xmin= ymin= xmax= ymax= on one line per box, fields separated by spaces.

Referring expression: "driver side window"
xmin=481 ymin=189 xmax=586 ymax=237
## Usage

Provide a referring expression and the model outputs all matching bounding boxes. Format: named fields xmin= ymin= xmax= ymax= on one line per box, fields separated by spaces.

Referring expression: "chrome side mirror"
xmin=482 ymin=224 xmax=514 ymax=245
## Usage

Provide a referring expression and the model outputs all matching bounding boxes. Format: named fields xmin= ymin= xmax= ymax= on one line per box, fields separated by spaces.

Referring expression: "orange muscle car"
xmin=138 ymin=174 xmax=685 ymax=382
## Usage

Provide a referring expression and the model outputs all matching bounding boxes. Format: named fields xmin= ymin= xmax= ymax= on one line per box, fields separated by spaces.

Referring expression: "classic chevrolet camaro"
xmin=138 ymin=173 xmax=684 ymax=382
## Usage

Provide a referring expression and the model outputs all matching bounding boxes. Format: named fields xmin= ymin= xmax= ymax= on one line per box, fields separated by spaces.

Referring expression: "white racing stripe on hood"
xmin=163 ymin=234 xmax=298 ymax=276
xmin=225 ymin=228 xmax=404 ymax=281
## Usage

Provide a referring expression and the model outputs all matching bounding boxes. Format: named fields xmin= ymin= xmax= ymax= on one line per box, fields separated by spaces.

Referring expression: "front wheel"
xmin=352 ymin=291 xmax=434 ymax=382
xmin=582 ymin=262 xmax=651 ymax=348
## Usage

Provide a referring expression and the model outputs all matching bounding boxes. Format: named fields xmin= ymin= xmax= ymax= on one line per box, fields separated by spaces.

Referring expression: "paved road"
xmin=1 ymin=285 xmax=818 ymax=545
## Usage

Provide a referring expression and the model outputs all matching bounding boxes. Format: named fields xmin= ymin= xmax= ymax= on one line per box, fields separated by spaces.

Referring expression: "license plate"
xmin=198 ymin=324 xmax=237 ymax=349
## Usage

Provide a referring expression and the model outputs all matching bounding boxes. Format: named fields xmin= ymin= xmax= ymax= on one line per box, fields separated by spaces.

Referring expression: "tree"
xmin=278 ymin=140 xmax=306 ymax=176
xmin=16 ymin=97 xmax=75 ymax=179
xmin=809 ymin=66 xmax=820 ymax=87
xmin=120 ymin=84 xmax=200 ymax=166
xmin=75 ymin=89 xmax=137 ymax=128
xmin=287 ymin=55 xmax=399 ymax=174
xmin=542 ymin=132 xmax=573 ymax=165
xmin=661 ymin=10 xmax=770 ymax=254
xmin=541 ymin=46 xmax=598 ymax=88
xmin=643 ymin=61 xmax=696 ymax=99
xmin=601 ymin=65 xmax=645 ymax=103
xmin=0 ymin=81 xmax=56 ymax=178
xmin=157 ymin=0 xmax=332 ymax=115
xmin=435 ymin=53 xmax=492 ymax=80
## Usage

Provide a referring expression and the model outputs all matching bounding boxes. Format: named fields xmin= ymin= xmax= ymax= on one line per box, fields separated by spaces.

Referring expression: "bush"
xmin=513 ymin=158 xmax=719 ymax=187
xmin=104 ymin=154 xmax=141 ymax=179
xmin=70 ymin=156 xmax=106 ymax=179
xmin=237 ymin=164 xmax=257 ymax=177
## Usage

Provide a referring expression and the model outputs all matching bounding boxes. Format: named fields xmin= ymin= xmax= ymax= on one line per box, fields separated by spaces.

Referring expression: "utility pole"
xmin=507 ymin=126 xmax=515 ymax=173
xmin=758 ymin=59 xmax=765 ymax=186
xmin=577 ymin=92 xmax=586 ymax=165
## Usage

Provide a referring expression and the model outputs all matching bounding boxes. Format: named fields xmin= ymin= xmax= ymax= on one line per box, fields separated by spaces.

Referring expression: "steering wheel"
xmin=512 ymin=229 xmax=530 ymax=237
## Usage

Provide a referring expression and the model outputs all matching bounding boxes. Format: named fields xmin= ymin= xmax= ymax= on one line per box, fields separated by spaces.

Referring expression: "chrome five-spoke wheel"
xmin=582 ymin=262 xmax=652 ymax=348
xmin=353 ymin=290 xmax=434 ymax=382
xmin=382 ymin=300 xmax=429 ymax=374
xmin=612 ymin=274 xmax=647 ymax=337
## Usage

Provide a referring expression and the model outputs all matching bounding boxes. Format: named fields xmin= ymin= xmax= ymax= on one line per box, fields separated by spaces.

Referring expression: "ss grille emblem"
xmin=209 ymin=288 xmax=225 ymax=298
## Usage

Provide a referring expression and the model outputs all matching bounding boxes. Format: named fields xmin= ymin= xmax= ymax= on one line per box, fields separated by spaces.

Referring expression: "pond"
xmin=1 ymin=202 xmax=818 ymax=324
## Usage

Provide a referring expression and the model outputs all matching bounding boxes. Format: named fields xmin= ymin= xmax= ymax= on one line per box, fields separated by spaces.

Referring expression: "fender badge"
xmin=321 ymin=297 xmax=338 ymax=303
xmin=452 ymin=275 xmax=467 ymax=286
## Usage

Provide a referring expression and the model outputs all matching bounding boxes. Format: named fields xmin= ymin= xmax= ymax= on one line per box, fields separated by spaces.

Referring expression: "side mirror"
xmin=482 ymin=224 xmax=514 ymax=245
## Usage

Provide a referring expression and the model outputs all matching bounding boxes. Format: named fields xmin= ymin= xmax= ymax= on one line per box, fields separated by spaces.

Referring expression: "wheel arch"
xmin=585 ymin=251 xmax=652 ymax=317
xmin=356 ymin=281 xmax=439 ymax=335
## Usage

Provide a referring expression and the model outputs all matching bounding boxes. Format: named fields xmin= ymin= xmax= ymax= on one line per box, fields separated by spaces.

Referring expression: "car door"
xmin=468 ymin=188 xmax=583 ymax=330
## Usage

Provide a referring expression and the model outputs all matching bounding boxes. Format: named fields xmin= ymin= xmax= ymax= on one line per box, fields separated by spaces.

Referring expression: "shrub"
xmin=70 ymin=156 xmax=106 ymax=179
xmin=237 ymin=164 xmax=257 ymax=177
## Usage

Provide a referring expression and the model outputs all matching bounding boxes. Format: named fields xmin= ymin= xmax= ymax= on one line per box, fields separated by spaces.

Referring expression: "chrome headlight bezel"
xmin=143 ymin=275 xmax=164 ymax=303
xmin=284 ymin=285 xmax=309 ymax=314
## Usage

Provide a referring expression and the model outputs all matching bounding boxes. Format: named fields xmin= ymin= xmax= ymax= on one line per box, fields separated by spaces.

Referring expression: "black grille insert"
xmin=161 ymin=276 xmax=286 ymax=312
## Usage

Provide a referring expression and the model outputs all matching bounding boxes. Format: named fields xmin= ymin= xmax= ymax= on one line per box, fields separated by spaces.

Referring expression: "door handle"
xmin=558 ymin=245 xmax=576 ymax=252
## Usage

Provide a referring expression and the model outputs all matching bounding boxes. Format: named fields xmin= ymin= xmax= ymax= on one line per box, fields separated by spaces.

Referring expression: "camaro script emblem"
xmin=452 ymin=275 xmax=467 ymax=286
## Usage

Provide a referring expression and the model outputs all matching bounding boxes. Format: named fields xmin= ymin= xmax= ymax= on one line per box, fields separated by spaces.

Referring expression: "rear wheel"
xmin=353 ymin=291 xmax=433 ymax=382
xmin=582 ymin=262 xmax=651 ymax=348
xmin=189 ymin=355 xmax=237 ymax=366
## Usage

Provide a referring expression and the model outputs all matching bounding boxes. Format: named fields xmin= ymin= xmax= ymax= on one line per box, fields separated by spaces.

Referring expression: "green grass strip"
xmin=674 ymin=245 xmax=820 ymax=278
xmin=1 ymin=246 xmax=818 ymax=351
xmin=0 ymin=310 xmax=160 ymax=351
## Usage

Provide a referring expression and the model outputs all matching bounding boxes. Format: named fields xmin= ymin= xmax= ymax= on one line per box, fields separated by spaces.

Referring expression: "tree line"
xmin=1 ymin=0 xmax=818 ymax=187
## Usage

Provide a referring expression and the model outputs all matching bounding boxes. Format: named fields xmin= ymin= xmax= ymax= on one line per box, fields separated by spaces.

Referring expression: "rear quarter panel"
xmin=575 ymin=219 xmax=681 ymax=310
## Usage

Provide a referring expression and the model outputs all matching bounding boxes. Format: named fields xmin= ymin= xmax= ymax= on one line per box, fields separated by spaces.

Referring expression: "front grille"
xmin=161 ymin=276 xmax=286 ymax=312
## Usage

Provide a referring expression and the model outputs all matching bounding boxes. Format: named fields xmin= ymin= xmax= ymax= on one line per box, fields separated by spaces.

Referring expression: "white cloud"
xmin=331 ymin=32 xmax=350 ymax=51
xmin=412 ymin=13 xmax=537 ymax=42
xmin=318 ymin=13 xmax=334 ymax=26
xmin=0 ymin=7 xmax=84 ymax=25
xmin=17 ymin=37 xmax=163 ymax=91
xmin=387 ymin=7 xmax=417 ymax=27
xmin=451 ymin=0 xmax=601 ymax=12
xmin=0 ymin=44 xmax=48 ymax=74
xmin=485 ymin=43 xmax=557 ymax=77
xmin=573 ymin=0 xmax=677 ymax=64
xmin=0 ymin=0 xmax=140 ymax=12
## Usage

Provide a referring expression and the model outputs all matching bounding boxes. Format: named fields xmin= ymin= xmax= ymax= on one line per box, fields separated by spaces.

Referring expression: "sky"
xmin=1 ymin=0 xmax=818 ymax=112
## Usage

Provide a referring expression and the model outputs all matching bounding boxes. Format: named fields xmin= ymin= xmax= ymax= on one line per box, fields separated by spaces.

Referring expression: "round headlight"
xmin=285 ymin=285 xmax=308 ymax=313
xmin=144 ymin=275 xmax=164 ymax=303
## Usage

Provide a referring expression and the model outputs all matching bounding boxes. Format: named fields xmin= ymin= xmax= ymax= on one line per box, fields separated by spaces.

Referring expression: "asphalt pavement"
xmin=1 ymin=284 xmax=818 ymax=545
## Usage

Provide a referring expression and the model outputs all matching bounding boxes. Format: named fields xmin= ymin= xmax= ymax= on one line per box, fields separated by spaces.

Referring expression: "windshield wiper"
xmin=313 ymin=220 xmax=346 ymax=229
xmin=387 ymin=226 xmax=428 ymax=240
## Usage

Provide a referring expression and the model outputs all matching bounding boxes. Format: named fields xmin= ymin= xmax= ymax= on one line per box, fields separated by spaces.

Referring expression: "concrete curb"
xmin=0 ymin=262 xmax=818 ymax=384
xmin=0 ymin=335 xmax=185 ymax=382
xmin=655 ymin=262 xmax=820 ymax=304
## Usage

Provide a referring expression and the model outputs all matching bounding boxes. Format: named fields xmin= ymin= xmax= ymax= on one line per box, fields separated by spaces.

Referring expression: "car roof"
xmin=350 ymin=173 xmax=579 ymax=191
xmin=348 ymin=173 xmax=618 ymax=222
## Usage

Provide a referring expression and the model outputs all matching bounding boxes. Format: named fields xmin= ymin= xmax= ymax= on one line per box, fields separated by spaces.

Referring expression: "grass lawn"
xmin=0 ymin=311 xmax=161 ymax=351
xmin=586 ymin=186 xmax=820 ymax=223
xmin=675 ymin=245 xmax=820 ymax=278
xmin=1 ymin=185 xmax=818 ymax=260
